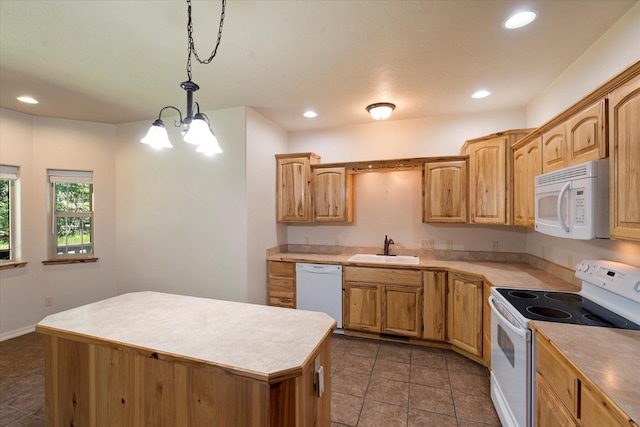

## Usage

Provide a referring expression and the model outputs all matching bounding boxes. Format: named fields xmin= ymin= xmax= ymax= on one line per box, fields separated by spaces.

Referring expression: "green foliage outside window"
xmin=0 ymin=179 xmax=9 ymax=254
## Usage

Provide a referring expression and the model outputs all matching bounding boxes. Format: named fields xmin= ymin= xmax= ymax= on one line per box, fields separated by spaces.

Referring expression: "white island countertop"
xmin=36 ymin=291 xmax=336 ymax=383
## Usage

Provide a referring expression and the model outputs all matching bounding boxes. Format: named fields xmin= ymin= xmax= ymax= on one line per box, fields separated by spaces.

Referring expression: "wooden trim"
xmin=42 ymin=257 xmax=98 ymax=265
xmin=312 ymin=155 xmax=469 ymax=174
xmin=0 ymin=261 xmax=28 ymax=270
xmin=275 ymin=152 xmax=321 ymax=161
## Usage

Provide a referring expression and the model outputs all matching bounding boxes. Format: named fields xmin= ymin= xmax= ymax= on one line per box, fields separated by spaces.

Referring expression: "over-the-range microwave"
xmin=534 ymin=159 xmax=609 ymax=240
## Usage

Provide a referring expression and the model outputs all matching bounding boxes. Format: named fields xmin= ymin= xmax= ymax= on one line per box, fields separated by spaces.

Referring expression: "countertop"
xmin=36 ymin=291 xmax=336 ymax=383
xmin=268 ymin=252 xmax=580 ymax=292
xmin=532 ymin=321 xmax=640 ymax=423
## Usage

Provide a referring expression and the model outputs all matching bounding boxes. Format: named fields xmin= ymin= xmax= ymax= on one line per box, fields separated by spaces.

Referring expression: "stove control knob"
xmin=576 ymin=263 xmax=589 ymax=272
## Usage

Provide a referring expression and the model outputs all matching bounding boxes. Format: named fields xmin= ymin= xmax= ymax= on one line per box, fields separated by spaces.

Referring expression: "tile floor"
xmin=0 ymin=332 xmax=501 ymax=427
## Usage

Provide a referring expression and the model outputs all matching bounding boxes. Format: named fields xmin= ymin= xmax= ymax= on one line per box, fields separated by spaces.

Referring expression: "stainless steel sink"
xmin=347 ymin=254 xmax=419 ymax=265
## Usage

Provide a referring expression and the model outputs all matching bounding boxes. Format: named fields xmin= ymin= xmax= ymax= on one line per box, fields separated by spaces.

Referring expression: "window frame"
xmin=0 ymin=165 xmax=19 ymax=263
xmin=47 ymin=169 xmax=95 ymax=260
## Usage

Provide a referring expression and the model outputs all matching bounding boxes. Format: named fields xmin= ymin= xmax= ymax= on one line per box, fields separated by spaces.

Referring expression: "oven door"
xmin=489 ymin=296 xmax=532 ymax=427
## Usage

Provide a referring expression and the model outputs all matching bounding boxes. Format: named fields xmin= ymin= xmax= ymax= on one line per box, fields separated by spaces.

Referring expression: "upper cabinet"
xmin=609 ymin=74 xmax=640 ymax=242
xmin=422 ymin=158 xmax=467 ymax=223
xmin=542 ymin=100 xmax=607 ymax=173
xmin=276 ymin=153 xmax=320 ymax=222
xmin=464 ymin=130 xmax=531 ymax=225
xmin=312 ymin=166 xmax=353 ymax=222
xmin=513 ymin=136 xmax=542 ymax=228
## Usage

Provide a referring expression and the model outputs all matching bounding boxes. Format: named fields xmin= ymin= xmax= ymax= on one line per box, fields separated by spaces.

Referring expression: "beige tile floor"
xmin=330 ymin=334 xmax=502 ymax=427
xmin=0 ymin=332 xmax=501 ymax=426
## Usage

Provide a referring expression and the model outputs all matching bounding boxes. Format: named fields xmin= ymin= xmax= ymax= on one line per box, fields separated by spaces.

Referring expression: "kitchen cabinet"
xmin=422 ymin=159 xmax=467 ymax=223
xmin=534 ymin=324 xmax=635 ymax=427
xmin=609 ymin=73 xmax=640 ymax=242
xmin=542 ymin=100 xmax=607 ymax=174
xmin=344 ymin=266 xmax=422 ymax=337
xmin=312 ymin=166 xmax=353 ymax=222
xmin=447 ymin=272 xmax=483 ymax=357
xmin=276 ymin=153 xmax=320 ymax=222
xmin=267 ymin=261 xmax=295 ymax=308
xmin=513 ymin=136 xmax=541 ymax=227
xmin=422 ymin=271 xmax=446 ymax=341
xmin=463 ymin=129 xmax=532 ymax=225
xmin=482 ymin=282 xmax=492 ymax=367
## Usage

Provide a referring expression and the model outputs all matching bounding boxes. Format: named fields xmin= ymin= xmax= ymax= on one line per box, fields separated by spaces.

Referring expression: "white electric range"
xmin=488 ymin=259 xmax=640 ymax=427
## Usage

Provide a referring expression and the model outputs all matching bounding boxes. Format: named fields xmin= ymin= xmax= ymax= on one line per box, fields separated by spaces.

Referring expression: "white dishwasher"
xmin=296 ymin=263 xmax=343 ymax=329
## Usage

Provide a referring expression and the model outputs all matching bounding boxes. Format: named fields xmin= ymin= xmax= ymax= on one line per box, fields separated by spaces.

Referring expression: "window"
xmin=0 ymin=165 xmax=19 ymax=262
xmin=48 ymin=169 xmax=94 ymax=259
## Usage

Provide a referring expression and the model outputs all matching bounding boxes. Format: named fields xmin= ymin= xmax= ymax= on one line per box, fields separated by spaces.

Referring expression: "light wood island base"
xmin=36 ymin=292 xmax=335 ymax=427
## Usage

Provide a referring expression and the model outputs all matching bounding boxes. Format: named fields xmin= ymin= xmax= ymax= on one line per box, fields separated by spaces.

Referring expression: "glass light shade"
xmin=140 ymin=121 xmax=173 ymax=149
xmin=195 ymin=134 xmax=223 ymax=155
xmin=504 ymin=11 xmax=537 ymax=29
xmin=183 ymin=117 xmax=213 ymax=145
xmin=366 ymin=103 xmax=395 ymax=120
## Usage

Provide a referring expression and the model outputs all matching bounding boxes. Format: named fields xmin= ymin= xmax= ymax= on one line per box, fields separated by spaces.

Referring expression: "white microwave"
xmin=534 ymin=159 xmax=609 ymax=240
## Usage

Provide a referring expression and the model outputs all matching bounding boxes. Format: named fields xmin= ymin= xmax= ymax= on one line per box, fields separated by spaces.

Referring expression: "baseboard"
xmin=0 ymin=324 xmax=35 ymax=342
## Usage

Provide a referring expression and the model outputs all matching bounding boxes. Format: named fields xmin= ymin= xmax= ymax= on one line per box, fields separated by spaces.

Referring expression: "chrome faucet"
xmin=383 ymin=235 xmax=395 ymax=256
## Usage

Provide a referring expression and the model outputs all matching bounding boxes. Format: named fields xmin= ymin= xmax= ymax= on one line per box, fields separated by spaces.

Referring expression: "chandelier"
xmin=140 ymin=0 xmax=226 ymax=155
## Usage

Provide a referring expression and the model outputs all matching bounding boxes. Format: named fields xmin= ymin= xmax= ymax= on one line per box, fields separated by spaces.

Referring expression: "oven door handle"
xmin=489 ymin=296 xmax=529 ymax=339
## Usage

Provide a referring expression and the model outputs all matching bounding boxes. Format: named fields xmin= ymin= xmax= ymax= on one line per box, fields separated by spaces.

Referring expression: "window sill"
xmin=42 ymin=257 xmax=99 ymax=265
xmin=0 ymin=261 xmax=28 ymax=270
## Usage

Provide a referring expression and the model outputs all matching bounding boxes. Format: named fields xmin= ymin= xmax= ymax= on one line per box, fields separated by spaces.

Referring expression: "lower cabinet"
xmin=343 ymin=266 xmax=422 ymax=337
xmin=422 ymin=271 xmax=447 ymax=341
xmin=447 ymin=273 xmax=483 ymax=357
xmin=267 ymin=261 xmax=295 ymax=308
xmin=534 ymin=325 xmax=634 ymax=427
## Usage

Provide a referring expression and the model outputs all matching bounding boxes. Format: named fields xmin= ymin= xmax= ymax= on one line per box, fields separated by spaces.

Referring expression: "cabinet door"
xmin=276 ymin=155 xmax=318 ymax=222
xmin=344 ymin=283 xmax=382 ymax=333
xmin=267 ymin=261 xmax=295 ymax=308
xmin=422 ymin=271 xmax=446 ymax=341
xmin=383 ymin=285 xmax=421 ymax=337
xmin=423 ymin=160 xmax=467 ymax=223
xmin=313 ymin=167 xmax=353 ymax=222
xmin=542 ymin=123 xmax=567 ymax=173
xmin=514 ymin=138 xmax=542 ymax=227
xmin=447 ymin=273 xmax=483 ymax=356
xmin=568 ymin=100 xmax=607 ymax=165
xmin=469 ymin=138 xmax=507 ymax=224
xmin=535 ymin=373 xmax=578 ymax=427
xmin=609 ymin=74 xmax=640 ymax=242
xmin=580 ymin=381 xmax=633 ymax=427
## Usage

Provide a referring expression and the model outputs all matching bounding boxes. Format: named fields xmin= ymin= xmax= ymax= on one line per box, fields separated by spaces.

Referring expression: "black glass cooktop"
xmin=497 ymin=288 xmax=640 ymax=330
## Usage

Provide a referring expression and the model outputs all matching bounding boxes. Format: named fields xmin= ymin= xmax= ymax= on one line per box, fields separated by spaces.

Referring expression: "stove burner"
xmin=583 ymin=313 xmax=628 ymax=328
xmin=508 ymin=291 xmax=538 ymax=299
xmin=526 ymin=306 xmax=572 ymax=319
xmin=545 ymin=292 xmax=582 ymax=303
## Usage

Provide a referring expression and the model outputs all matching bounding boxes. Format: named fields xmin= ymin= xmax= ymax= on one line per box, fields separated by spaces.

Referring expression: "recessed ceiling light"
xmin=303 ymin=110 xmax=317 ymax=118
xmin=17 ymin=96 xmax=39 ymax=104
xmin=504 ymin=11 xmax=537 ymax=29
xmin=471 ymin=90 xmax=491 ymax=99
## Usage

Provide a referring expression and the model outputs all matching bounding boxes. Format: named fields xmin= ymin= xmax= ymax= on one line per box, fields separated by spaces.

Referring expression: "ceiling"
xmin=0 ymin=0 xmax=637 ymax=132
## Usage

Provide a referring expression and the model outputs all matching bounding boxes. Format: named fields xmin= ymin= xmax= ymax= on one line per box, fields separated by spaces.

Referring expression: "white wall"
xmin=0 ymin=108 xmax=118 ymax=339
xmin=524 ymin=3 xmax=640 ymax=269
xmin=246 ymin=108 xmax=288 ymax=304
xmin=286 ymin=109 xmax=529 ymax=253
xmin=115 ymin=107 xmax=250 ymax=302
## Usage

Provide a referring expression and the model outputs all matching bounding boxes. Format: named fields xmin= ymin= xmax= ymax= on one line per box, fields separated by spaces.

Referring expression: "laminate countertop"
xmin=36 ymin=291 xmax=336 ymax=383
xmin=532 ymin=321 xmax=640 ymax=424
xmin=267 ymin=252 xmax=580 ymax=292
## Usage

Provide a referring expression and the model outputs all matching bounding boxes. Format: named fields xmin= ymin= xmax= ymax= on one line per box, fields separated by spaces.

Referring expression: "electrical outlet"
xmin=421 ymin=239 xmax=434 ymax=249
xmin=335 ymin=237 xmax=340 ymax=245
xmin=45 ymin=296 xmax=53 ymax=307
xmin=491 ymin=241 xmax=499 ymax=252
xmin=304 ymin=236 xmax=310 ymax=244
xmin=542 ymin=246 xmax=546 ymax=259
xmin=446 ymin=240 xmax=453 ymax=250
xmin=568 ymin=253 xmax=573 ymax=268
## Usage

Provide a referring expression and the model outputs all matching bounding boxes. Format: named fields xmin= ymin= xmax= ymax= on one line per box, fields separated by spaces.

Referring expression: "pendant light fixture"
xmin=366 ymin=103 xmax=396 ymax=120
xmin=140 ymin=0 xmax=226 ymax=155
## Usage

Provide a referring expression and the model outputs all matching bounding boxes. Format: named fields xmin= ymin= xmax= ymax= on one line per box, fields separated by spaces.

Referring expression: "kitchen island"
xmin=36 ymin=291 xmax=336 ymax=427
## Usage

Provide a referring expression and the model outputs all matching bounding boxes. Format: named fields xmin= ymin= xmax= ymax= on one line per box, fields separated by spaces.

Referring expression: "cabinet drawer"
xmin=268 ymin=261 xmax=295 ymax=277
xmin=344 ymin=266 xmax=422 ymax=286
xmin=535 ymin=333 xmax=579 ymax=416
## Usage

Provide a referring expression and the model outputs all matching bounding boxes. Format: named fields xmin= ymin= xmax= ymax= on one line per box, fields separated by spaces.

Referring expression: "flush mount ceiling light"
xmin=366 ymin=103 xmax=396 ymax=120
xmin=140 ymin=0 xmax=226 ymax=155
xmin=303 ymin=110 xmax=318 ymax=118
xmin=17 ymin=96 xmax=38 ymax=104
xmin=504 ymin=11 xmax=537 ymax=29
xmin=471 ymin=90 xmax=491 ymax=99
